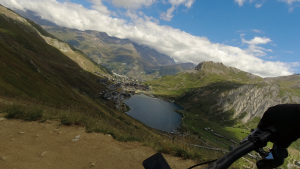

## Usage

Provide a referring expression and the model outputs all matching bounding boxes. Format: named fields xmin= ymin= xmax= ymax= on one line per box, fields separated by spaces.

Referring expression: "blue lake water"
xmin=123 ymin=94 xmax=184 ymax=132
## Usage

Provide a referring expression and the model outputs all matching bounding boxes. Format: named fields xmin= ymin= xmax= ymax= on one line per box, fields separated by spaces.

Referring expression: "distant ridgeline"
xmin=0 ymin=4 xmax=111 ymax=105
xmin=13 ymin=9 xmax=195 ymax=81
xmin=0 ymin=5 xmax=186 ymax=156
xmin=42 ymin=27 xmax=195 ymax=80
xmin=149 ymin=61 xmax=300 ymax=125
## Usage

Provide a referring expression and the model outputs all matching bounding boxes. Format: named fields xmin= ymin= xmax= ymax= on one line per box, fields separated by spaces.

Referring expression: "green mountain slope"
xmin=1 ymin=6 xmax=230 ymax=165
xmin=40 ymin=27 xmax=176 ymax=80
xmin=149 ymin=61 xmax=300 ymax=123
xmin=0 ymin=6 xmax=108 ymax=105
xmin=147 ymin=61 xmax=300 ymax=150
xmin=14 ymin=10 xmax=197 ymax=80
xmin=148 ymin=61 xmax=263 ymax=97
xmin=27 ymin=20 xmax=112 ymax=76
xmin=0 ymin=5 xmax=145 ymax=140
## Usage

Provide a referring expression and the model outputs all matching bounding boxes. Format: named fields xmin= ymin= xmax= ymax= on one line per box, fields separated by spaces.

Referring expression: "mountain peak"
xmin=195 ymin=61 xmax=225 ymax=71
xmin=195 ymin=61 xmax=261 ymax=80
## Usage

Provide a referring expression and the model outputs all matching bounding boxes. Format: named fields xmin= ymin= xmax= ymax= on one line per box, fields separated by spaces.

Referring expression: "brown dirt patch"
xmin=0 ymin=115 xmax=203 ymax=169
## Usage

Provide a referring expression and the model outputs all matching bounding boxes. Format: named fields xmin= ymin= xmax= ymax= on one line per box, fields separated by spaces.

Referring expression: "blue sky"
xmin=1 ymin=0 xmax=299 ymax=77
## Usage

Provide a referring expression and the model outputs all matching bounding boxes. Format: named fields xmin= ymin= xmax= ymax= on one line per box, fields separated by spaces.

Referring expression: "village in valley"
xmin=95 ymin=72 xmax=151 ymax=111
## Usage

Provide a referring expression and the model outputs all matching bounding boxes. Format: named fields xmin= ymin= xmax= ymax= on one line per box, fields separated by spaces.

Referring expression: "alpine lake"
xmin=123 ymin=94 xmax=184 ymax=132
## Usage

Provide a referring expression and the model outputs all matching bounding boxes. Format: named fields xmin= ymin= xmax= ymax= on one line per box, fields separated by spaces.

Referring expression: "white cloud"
xmin=242 ymin=36 xmax=273 ymax=57
xmin=110 ymin=0 xmax=156 ymax=9
xmin=280 ymin=0 xmax=300 ymax=5
xmin=290 ymin=62 xmax=300 ymax=67
xmin=255 ymin=3 xmax=263 ymax=8
xmin=251 ymin=29 xmax=263 ymax=33
xmin=0 ymin=0 xmax=297 ymax=77
xmin=235 ymin=0 xmax=247 ymax=6
xmin=160 ymin=6 xmax=175 ymax=21
xmin=89 ymin=0 xmax=111 ymax=15
xmin=287 ymin=6 xmax=299 ymax=12
xmin=160 ymin=0 xmax=195 ymax=21
xmin=243 ymin=36 xmax=271 ymax=45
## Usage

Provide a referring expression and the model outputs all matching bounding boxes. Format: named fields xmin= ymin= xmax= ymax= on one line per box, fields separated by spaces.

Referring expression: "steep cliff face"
xmin=151 ymin=61 xmax=300 ymax=124
xmin=40 ymin=27 xmax=178 ymax=80
xmin=0 ymin=5 xmax=110 ymax=104
xmin=216 ymin=81 xmax=300 ymax=122
xmin=195 ymin=61 xmax=261 ymax=80
xmin=195 ymin=63 xmax=300 ymax=123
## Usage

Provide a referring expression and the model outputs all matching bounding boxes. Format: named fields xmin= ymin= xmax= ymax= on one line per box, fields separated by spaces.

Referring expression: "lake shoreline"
xmin=123 ymin=93 xmax=184 ymax=132
xmin=126 ymin=92 xmax=189 ymax=133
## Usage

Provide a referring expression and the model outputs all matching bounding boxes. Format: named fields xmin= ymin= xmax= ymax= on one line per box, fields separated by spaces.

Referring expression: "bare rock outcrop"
xmin=216 ymin=82 xmax=300 ymax=122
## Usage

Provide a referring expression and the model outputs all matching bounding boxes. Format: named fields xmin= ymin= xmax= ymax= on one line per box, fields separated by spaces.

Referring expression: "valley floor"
xmin=0 ymin=114 xmax=202 ymax=169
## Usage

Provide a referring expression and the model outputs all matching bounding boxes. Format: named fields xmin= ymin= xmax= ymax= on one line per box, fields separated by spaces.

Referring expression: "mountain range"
xmin=0 ymin=5 xmax=111 ymax=105
xmin=14 ymin=9 xmax=195 ymax=80
xmin=1 ymin=4 xmax=300 ymax=164
xmin=149 ymin=61 xmax=300 ymax=124
xmin=148 ymin=61 xmax=300 ymax=150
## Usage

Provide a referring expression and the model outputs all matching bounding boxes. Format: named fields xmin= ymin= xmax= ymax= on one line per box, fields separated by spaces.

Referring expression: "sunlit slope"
xmin=148 ymin=61 xmax=300 ymax=124
xmin=0 ymin=5 xmax=108 ymax=106
xmin=42 ymin=26 xmax=192 ymax=80
xmin=0 ymin=7 xmax=230 ymax=163
xmin=26 ymin=19 xmax=112 ymax=76
xmin=0 ymin=4 xmax=160 ymax=147
xmin=149 ymin=61 xmax=263 ymax=97
xmin=149 ymin=61 xmax=300 ymax=152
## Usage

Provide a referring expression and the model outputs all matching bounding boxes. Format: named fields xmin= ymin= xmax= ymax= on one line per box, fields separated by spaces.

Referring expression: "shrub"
xmin=60 ymin=113 xmax=74 ymax=125
xmin=5 ymin=105 xmax=25 ymax=119
xmin=25 ymin=109 xmax=43 ymax=121
xmin=5 ymin=105 xmax=43 ymax=121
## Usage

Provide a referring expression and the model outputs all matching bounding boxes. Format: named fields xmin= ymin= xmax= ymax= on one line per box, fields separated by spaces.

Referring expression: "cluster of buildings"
xmin=99 ymin=89 xmax=131 ymax=111
xmin=97 ymin=77 xmax=150 ymax=93
xmin=100 ymin=89 xmax=130 ymax=101
xmin=123 ymin=82 xmax=150 ymax=92
xmin=96 ymin=72 xmax=150 ymax=111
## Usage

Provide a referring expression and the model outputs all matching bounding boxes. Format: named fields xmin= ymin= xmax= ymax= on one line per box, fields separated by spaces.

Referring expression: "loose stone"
xmin=72 ymin=135 xmax=81 ymax=142
xmin=89 ymin=162 xmax=95 ymax=168
xmin=41 ymin=151 xmax=47 ymax=157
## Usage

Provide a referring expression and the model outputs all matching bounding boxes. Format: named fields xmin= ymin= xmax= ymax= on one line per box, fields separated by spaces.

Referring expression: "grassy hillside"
xmin=42 ymin=26 xmax=195 ymax=80
xmin=147 ymin=61 xmax=262 ymax=98
xmin=1 ymin=5 xmax=244 ymax=167
xmin=147 ymin=61 xmax=300 ymax=155
xmin=2 ymin=5 xmax=298 ymax=168
xmin=26 ymin=19 xmax=112 ymax=76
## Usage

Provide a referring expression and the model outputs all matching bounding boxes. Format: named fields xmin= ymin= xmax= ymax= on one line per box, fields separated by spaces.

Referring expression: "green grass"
xmin=0 ymin=102 xmax=228 ymax=163
xmin=179 ymin=110 xmax=249 ymax=148
xmin=5 ymin=104 xmax=43 ymax=121
xmin=1 ymin=6 xmax=298 ymax=167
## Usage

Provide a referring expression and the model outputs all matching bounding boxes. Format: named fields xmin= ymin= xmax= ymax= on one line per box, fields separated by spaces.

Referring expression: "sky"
xmin=0 ymin=0 xmax=299 ymax=77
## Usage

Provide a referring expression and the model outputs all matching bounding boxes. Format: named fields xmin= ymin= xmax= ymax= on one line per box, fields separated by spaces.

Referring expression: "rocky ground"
xmin=0 ymin=114 xmax=203 ymax=169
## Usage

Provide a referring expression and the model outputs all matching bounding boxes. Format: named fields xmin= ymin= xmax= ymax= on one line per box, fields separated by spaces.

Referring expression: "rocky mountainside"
xmin=42 ymin=27 xmax=178 ymax=80
xmin=1 ymin=7 xmax=208 ymax=164
xmin=215 ymin=78 xmax=300 ymax=122
xmin=149 ymin=61 xmax=300 ymax=124
xmin=0 ymin=5 xmax=111 ymax=105
xmin=13 ymin=9 xmax=195 ymax=80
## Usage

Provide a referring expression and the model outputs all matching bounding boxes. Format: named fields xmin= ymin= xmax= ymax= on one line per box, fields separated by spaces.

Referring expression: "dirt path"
xmin=0 ymin=115 xmax=204 ymax=169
